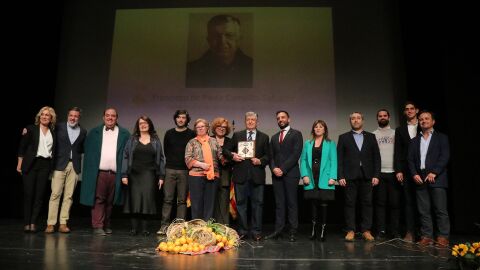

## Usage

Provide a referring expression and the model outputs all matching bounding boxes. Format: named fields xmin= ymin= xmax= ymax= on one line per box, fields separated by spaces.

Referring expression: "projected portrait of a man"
xmin=186 ymin=14 xmax=253 ymax=88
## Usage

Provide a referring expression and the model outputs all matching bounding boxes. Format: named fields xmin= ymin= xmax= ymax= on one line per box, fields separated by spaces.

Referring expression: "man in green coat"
xmin=80 ymin=108 xmax=130 ymax=235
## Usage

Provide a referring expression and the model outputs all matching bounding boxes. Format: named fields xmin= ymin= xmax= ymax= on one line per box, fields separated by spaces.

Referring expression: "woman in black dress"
xmin=121 ymin=116 xmax=165 ymax=236
xmin=300 ymin=120 xmax=337 ymax=241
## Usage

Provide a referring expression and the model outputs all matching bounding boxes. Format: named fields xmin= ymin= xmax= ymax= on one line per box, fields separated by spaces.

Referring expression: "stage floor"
xmin=0 ymin=219 xmax=470 ymax=270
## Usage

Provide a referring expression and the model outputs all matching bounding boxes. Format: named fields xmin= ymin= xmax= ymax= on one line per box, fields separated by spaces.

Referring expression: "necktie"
xmin=247 ymin=131 xmax=253 ymax=141
xmin=105 ymin=127 xmax=114 ymax=131
xmin=279 ymin=130 xmax=285 ymax=143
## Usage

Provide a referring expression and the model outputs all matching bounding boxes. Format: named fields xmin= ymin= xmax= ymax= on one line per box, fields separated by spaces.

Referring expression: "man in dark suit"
xmin=338 ymin=112 xmax=381 ymax=242
xmin=394 ymin=101 xmax=420 ymax=242
xmin=266 ymin=110 xmax=303 ymax=242
xmin=45 ymin=107 xmax=87 ymax=234
xmin=408 ymin=110 xmax=450 ymax=247
xmin=224 ymin=112 xmax=269 ymax=241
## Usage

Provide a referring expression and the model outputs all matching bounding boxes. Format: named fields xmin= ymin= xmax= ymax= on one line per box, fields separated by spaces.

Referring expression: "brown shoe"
xmin=435 ymin=236 xmax=449 ymax=248
xmin=362 ymin=231 xmax=375 ymax=242
xmin=58 ymin=224 xmax=70 ymax=233
xmin=345 ymin=231 xmax=355 ymax=242
xmin=45 ymin=225 xmax=55 ymax=233
xmin=403 ymin=232 xmax=414 ymax=242
xmin=417 ymin=237 xmax=433 ymax=246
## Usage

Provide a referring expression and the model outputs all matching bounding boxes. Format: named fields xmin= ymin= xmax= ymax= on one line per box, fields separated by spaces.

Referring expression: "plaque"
xmin=238 ymin=141 xmax=255 ymax=159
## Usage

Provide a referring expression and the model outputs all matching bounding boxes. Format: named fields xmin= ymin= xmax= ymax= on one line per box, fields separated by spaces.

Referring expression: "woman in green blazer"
xmin=300 ymin=120 xmax=337 ymax=241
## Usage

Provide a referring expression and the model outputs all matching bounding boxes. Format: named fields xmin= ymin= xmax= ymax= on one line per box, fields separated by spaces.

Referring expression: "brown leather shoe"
xmin=417 ymin=237 xmax=433 ymax=246
xmin=58 ymin=224 xmax=70 ymax=233
xmin=362 ymin=231 xmax=375 ymax=242
xmin=435 ymin=236 xmax=449 ymax=248
xmin=345 ymin=231 xmax=355 ymax=242
xmin=403 ymin=232 xmax=414 ymax=242
xmin=45 ymin=225 xmax=55 ymax=233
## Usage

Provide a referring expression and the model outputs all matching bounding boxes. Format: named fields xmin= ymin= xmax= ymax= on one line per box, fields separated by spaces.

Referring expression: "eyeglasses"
xmin=196 ymin=125 xmax=206 ymax=129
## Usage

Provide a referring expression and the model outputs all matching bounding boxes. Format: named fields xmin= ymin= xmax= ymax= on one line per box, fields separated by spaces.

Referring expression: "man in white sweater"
xmin=372 ymin=109 xmax=401 ymax=239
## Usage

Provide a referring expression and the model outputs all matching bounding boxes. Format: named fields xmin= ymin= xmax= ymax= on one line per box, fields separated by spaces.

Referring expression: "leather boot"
xmin=319 ymin=224 xmax=326 ymax=241
xmin=309 ymin=221 xmax=317 ymax=240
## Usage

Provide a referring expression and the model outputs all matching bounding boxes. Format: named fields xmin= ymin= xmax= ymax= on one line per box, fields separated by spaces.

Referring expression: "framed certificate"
xmin=238 ymin=141 xmax=255 ymax=159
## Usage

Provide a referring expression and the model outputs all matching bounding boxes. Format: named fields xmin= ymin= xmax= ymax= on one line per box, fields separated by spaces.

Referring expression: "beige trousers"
xmin=47 ymin=162 xmax=78 ymax=225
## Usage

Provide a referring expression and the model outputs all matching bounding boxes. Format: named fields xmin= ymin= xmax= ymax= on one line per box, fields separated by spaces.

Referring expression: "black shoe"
xmin=318 ymin=224 xmax=326 ymax=242
xmin=309 ymin=221 xmax=317 ymax=240
xmin=104 ymin=228 xmax=112 ymax=234
xmin=376 ymin=231 xmax=387 ymax=241
xmin=265 ymin=231 xmax=282 ymax=240
xmin=143 ymin=231 xmax=150 ymax=237
xmin=391 ymin=232 xmax=401 ymax=239
xmin=129 ymin=229 xmax=137 ymax=236
xmin=289 ymin=233 xmax=296 ymax=242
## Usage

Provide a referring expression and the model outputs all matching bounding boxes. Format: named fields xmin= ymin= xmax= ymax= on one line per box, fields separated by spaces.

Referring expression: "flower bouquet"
xmin=451 ymin=242 xmax=480 ymax=270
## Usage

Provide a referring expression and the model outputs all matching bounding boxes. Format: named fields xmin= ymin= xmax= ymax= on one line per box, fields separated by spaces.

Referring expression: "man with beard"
xmin=45 ymin=107 xmax=87 ymax=233
xmin=337 ymin=112 xmax=381 ymax=242
xmin=265 ymin=110 xmax=303 ymax=242
xmin=372 ymin=109 xmax=401 ymax=240
xmin=157 ymin=110 xmax=196 ymax=235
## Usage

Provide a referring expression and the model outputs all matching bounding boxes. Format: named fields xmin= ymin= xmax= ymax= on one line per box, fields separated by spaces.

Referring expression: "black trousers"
xmin=344 ymin=177 xmax=373 ymax=232
xmin=23 ymin=158 xmax=51 ymax=225
xmin=373 ymin=172 xmax=402 ymax=234
xmin=187 ymin=176 xmax=218 ymax=221
xmin=272 ymin=175 xmax=299 ymax=233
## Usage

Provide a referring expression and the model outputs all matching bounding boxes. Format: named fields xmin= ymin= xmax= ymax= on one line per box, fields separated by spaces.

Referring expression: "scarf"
xmin=196 ymin=135 xmax=215 ymax=180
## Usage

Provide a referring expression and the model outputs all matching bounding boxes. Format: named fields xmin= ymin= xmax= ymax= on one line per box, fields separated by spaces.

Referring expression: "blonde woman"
xmin=17 ymin=106 xmax=57 ymax=233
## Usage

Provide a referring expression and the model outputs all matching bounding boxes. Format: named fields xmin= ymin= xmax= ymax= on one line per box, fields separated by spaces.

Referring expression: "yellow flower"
xmin=452 ymin=250 xmax=458 ymax=257
xmin=472 ymin=242 xmax=479 ymax=249
xmin=457 ymin=244 xmax=468 ymax=257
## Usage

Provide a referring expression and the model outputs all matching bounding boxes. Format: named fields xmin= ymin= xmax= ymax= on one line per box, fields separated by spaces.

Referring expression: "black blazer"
xmin=18 ymin=124 xmax=56 ymax=174
xmin=394 ymin=124 xmax=420 ymax=174
xmin=408 ymin=131 xmax=450 ymax=188
xmin=337 ymin=130 xmax=381 ymax=180
xmin=224 ymin=129 xmax=270 ymax=185
xmin=270 ymin=128 xmax=303 ymax=179
xmin=54 ymin=122 xmax=87 ymax=174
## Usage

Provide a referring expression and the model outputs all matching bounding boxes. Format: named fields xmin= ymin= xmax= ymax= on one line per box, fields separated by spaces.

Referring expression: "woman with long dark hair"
xmin=300 ymin=120 xmax=337 ymax=241
xmin=121 ymin=116 xmax=165 ymax=236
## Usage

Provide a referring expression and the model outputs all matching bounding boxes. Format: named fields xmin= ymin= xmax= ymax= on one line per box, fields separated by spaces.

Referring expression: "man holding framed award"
xmin=223 ymin=111 xmax=270 ymax=241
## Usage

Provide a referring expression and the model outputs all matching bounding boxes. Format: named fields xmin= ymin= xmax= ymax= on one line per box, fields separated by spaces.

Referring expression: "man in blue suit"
xmin=408 ymin=110 xmax=450 ymax=247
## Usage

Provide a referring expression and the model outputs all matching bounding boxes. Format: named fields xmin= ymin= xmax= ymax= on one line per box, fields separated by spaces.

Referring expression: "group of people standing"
xmin=17 ymin=102 xmax=450 ymax=248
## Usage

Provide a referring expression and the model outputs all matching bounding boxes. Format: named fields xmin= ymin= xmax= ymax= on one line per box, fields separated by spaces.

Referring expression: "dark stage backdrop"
xmin=4 ymin=0 xmax=478 ymax=234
